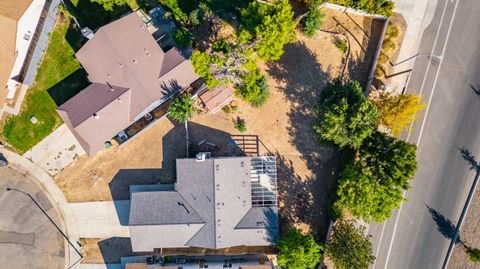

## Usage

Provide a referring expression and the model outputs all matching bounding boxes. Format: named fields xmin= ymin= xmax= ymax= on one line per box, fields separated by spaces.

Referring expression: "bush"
xmin=467 ymin=248 xmax=480 ymax=262
xmin=301 ymin=5 xmax=325 ymax=37
xmin=278 ymin=229 xmax=323 ymax=269
xmin=377 ymin=53 xmax=388 ymax=64
xmin=327 ymin=0 xmax=394 ymax=17
xmin=172 ymin=28 xmax=193 ymax=49
xmin=335 ymin=39 xmax=348 ymax=53
xmin=382 ymin=37 xmax=397 ymax=51
xmin=235 ymin=118 xmax=247 ymax=133
xmin=386 ymin=24 xmax=400 ymax=38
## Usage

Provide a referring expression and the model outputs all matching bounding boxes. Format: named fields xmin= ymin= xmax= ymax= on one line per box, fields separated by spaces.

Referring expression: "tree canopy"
xmin=467 ymin=248 xmax=480 ymax=263
xmin=277 ymin=229 xmax=323 ymax=269
xmin=89 ymin=0 xmax=126 ymax=11
xmin=167 ymin=94 xmax=196 ymax=123
xmin=370 ymin=91 xmax=425 ymax=136
xmin=314 ymin=80 xmax=378 ymax=149
xmin=334 ymin=131 xmax=417 ymax=222
xmin=327 ymin=220 xmax=375 ymax=269
xmin=241 ymin=0 xmax=296 ymax=61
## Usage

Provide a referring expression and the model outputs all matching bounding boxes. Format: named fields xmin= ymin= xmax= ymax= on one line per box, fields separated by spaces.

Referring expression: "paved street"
xmin=0 ymin=163 xmax=65 ymax=269
xmin=370 ymin=0 xmax=480 ymax=268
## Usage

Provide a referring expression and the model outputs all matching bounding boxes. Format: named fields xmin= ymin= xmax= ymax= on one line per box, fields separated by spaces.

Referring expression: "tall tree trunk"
xmin=185 ymin=120 xmax=190 ymax=157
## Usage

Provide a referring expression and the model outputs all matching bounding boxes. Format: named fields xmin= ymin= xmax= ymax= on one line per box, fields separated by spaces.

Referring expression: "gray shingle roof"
xmin=129 ymin=191 xmax=205 ymax=225
xmin=129 ymin=156 xmax=279 ymax=251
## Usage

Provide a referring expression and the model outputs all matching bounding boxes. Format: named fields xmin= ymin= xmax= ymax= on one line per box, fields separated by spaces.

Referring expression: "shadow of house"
xmin=47 ymin=68 xmax=89 ymax=106
xmin=98 ymin=237 xmax=151 ymax=264
xmin=266 ymin=42 xmax=341 ymax=239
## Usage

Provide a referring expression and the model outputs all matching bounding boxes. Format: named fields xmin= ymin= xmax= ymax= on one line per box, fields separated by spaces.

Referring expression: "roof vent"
xmin=118 ymin=62 xmax=123 ymax=68
xmin=144 ymin=48 xmax=150 ymax=56
xmin=196 ymin=152 xmax=211 ymax=162
xmin=106 ymin=82 xmax=114 ymax=91
xmin=93 ymin=113 xmax=100 ymax=119
xmin=133 ymin=59 xmax=138 ymax=63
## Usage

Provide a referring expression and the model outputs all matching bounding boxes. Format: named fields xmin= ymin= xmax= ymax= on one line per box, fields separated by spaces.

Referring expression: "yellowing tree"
xmin=371 ymin=91 xmax=425 ymax=136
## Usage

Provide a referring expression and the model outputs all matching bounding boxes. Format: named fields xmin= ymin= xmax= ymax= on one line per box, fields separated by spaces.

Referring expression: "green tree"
xmin=277 ymin=229 xmax=323 ymax=269
xmin=370 ymin=91 xmax=425 ymax=136
xmin=314 ymin=80 xmax=378 ymax=149
xmin=241 ymin=0 xmax=296 ymax=61
xmin=327 ymin=220 xmax=375 ymax=269
xmin=168 ymin=94 xmax=196 ymax=155
xmin=172 ymin=27 xmax=193 ymax=49
xmin=301 ymin=1 xmax=325 ymax=37
xmin=89 ymin=0 xmax=126 ymax=11
xmin=190 ymin=51 xmax=223 ymax=88
xmin=237 ymin=69 xmax=270 ymax=107
xmin=467 ymin=248 xmax=480 ymax=262
xmin=335 ymin=131 xmax=417 ymax=222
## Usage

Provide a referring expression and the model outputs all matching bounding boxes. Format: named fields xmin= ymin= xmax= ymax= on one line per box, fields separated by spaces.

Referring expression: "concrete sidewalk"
xmin=70 ymin=200 xmax=130 ymax=238
xmin=389 ymin=0 xmax=439 ymax=92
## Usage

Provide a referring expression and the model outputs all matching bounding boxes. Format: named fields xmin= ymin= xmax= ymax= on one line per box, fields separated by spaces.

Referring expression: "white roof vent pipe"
xmin=93 ymin=113 xmax=100 ymax=119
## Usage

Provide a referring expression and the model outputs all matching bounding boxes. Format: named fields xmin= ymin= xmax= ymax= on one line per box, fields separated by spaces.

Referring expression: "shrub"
xmin=327 ymin=0 xmax=394 ymax=17
xmin=377 ymin=53 xmax=389 ymax=64
xmin=382 ymin=37 xmax=397 ymax=51
xmin=301 ymin=4 xmax=325 ymax=37
xmin=172 ymin=27 xmax=193 ymax=49
xmin=386 ymin=24 xmax=400 ymax=38
xmin=335 ymin=39 xmax=348 ymax=53
xmin=235 ymin=118 xmax=247 ymax=133
xmin=467 ymin=248 xmax=480 ymax=262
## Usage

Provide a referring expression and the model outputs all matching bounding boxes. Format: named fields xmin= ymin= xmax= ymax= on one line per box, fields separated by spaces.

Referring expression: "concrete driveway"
xmin=0 ymin=164 xmax=65 ymax=269
xmin=24 ymin=124 xmax=86 ymax=176
xmin=70 ymin=200 xmax=130 ymax=238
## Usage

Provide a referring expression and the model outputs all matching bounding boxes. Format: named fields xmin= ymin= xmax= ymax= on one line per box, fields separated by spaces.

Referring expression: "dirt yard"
xmin=55 ymin=7 xmax=383 ymax=240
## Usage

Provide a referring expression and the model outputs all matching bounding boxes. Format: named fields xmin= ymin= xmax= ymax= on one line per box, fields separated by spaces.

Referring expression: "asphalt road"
xmin=369 ymin=0 xmax=480 ymax=268
xmin=0 ymin=163 xmax=65 ymax=269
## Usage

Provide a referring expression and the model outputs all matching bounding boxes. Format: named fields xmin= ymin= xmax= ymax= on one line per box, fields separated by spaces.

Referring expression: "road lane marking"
xmin=373 ymin=0 xmax=461 ymax=268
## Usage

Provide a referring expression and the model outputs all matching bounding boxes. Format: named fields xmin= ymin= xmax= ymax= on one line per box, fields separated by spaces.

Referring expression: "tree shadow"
xmin=426 ymin=204 xmax=467 ymax=249
xmin=46 ymin=68 xmax=89 ymax=106
xmin=65 ymin=20 xmax=87 ymax=53
xmin=266 ymin=41 xmax=341 ymax=239
xmin=63 ymin=0 xmax=132 ymax=30
xmin=459 ymin=147 xmax=480 ymax=171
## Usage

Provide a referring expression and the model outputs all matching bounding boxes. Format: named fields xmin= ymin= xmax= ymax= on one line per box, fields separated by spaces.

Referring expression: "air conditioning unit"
xmin=196 ymin=152 xmax=211 ymax=161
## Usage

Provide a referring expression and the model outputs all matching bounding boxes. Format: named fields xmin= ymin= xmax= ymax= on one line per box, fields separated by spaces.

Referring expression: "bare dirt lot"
xmin=55 ymin=7 xmax=383 ymax=242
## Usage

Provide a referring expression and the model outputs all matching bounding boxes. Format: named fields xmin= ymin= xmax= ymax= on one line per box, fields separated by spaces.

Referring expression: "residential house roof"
xmin=58 ymin=12 xmax=199 ymax=156
xmin=129 ymin=156 xmax=279 ymax=252
xmin=0 ymin=0 xmax=32 ymax=103
xmin=57 ymin=83 xmax=131 ymax=155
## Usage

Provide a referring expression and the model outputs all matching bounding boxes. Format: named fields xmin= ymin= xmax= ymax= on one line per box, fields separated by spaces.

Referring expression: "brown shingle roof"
xmin=199 ymin=86 xmax=234 ymax=113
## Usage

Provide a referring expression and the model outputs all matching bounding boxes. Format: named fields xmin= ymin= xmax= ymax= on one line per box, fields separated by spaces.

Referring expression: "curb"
xmin=0 ymin=148 xmax=80 ymax=268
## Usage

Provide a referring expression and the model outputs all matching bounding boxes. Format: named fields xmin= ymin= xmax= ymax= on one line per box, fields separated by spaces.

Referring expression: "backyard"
xmin=55 ymin=5 xmax=383 ymax=242
xmin=0 ymin=0 xmax=147 ymax=153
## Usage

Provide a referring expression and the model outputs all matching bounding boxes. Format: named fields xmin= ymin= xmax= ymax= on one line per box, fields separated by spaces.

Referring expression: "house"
xmin=57 ymin=12 xmax=200 ymax=156
xmin=0 ymin=0 xmax=46 ymax=107
xmin=128 ymin=155 xmax=279 ymax=252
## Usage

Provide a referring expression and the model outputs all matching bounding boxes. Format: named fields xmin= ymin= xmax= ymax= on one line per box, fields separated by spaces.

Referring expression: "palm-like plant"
xmin=168 ymin=94 xmax=197 ymax=156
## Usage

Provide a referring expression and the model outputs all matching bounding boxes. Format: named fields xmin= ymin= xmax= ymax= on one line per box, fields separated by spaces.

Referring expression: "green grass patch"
xmin=2 ymin=13 xmax=89 ymax=153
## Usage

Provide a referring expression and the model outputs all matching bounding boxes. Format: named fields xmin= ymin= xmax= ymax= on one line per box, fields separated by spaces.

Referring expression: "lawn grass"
xmin=1 ymin=0 xmax=139 ymax=153
xmin=2 ymin=11 xmax=89 ymax=153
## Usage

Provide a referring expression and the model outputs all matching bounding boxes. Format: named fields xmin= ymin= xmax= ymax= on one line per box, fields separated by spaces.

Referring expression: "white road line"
xmin=373 ymin=0 xmax=461 ymax=268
